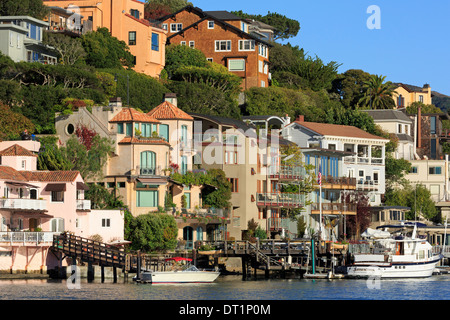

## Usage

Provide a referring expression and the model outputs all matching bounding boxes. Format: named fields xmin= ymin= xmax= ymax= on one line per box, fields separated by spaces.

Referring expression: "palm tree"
xmin=358 ymin=75 xmax=397 ymax=109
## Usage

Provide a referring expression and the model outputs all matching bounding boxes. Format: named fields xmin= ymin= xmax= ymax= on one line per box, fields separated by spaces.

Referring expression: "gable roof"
xmin=0 ymin=166 xmax=80 ymax=183
xmin=0 ymin=144 xmax=38 ymax=157
xmin=361 ymin=109 xmax=412 ymax=123
xmin=204 ymin=10 xmax=245 ymax=21
xmin=164 ymin=6 xmax=272 ymax=47
xmin=109 ymin=108 xmax=160 ymax=123
xmin=394 ymin=83 xmax=429 ymax=93
xmin=147 ymin=101 xmax=194 ymax=120
xmin=292 ymin=121 xmax=389 ymax=141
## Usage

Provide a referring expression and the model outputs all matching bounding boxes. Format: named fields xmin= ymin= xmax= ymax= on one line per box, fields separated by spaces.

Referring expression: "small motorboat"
xmin=134 ymin=257 xmax=220 ymax=284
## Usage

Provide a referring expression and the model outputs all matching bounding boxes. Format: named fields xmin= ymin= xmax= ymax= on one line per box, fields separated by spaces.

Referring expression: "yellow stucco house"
xmin=43 ymin=0 xmax=166 ymax=77
xmin=393 ymin=83 xmax=432 ymax=109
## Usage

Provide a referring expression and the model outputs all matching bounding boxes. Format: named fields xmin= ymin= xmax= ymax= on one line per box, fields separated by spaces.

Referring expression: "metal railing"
xmin=256 ymin=193 xmax=305 ymax=207
xmin=310 ymin=202 xmax=357 ymax=213
xmin=268 ymin=165 xmax=306 ymax=179
xmin=0 ymin=198 xmax=47 ymax=211
xmin=0 ymin=232 xmax=57 ymax=245
xmin=344 ymin=156 xmax=384 ymax=165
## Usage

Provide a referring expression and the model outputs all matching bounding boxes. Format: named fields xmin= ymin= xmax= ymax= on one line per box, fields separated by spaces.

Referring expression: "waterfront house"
xmin=362 ymin=109 xmax=415 ymax=161
xmin=0 ymin=139 xmax=124 ymax=274
xmin=159 ymin=6 xmax=272 ymax=89
xmin=43 ymin=0 xmax=167 ymax=77
xmin=282 ymin=116 xmax=389 ymax=206
xmin=0 ymin=15 xmax=58 ymax=64
xmin=393 ymin=83 xmax=432 ymax=109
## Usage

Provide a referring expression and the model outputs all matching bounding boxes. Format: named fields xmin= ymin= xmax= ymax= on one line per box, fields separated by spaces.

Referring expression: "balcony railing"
xmin=76 ymin=199 xmax=91 ymax=211
xmin=315 ymin=176 xmax=356 ymax=188
xmin=0 ymin=231 xmax=57 ymax=245
xmin=344 ymin=156 xmax=384 ymax=165
xmin=256 ymin=193 xmax=305 ymax=207
xmin=267 ymin=217 xmax=291 ymax=231
xmin=137 ymin=165 xmax=162 ymax=176
xmin=310 ymin=202 xmax=357 ymax=214
xmin=0 ymin=198 xmax=47 ymax=211
xmin=268 ymin=165 xmax=306 ymax=179
xmin=356 ymin=179 xmax=380 ymax=191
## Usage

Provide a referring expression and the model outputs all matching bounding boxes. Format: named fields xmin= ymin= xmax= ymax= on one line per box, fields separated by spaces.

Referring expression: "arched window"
xmin=140 ymin=151 xmax=156 ymax=175
xmin=196 ymin=226 xmax=203 ymax=241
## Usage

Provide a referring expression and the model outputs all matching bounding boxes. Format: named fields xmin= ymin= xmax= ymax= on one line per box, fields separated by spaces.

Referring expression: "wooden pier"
xmin=51 ymin=232 xmax=352 ymax=281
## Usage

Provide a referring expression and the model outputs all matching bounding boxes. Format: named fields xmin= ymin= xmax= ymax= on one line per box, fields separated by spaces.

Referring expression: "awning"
xmin=137 ymin=178 xmax=167 ymax=185
xmin=76 ymin=182 xmax=89 ymax=191
xmin=44 ymin=183 xmax=66 ymax=192
xmin=12 ymin=211 xmax=53 ymax=218
xmin=6 ymin=181 xmax=40 ymax=188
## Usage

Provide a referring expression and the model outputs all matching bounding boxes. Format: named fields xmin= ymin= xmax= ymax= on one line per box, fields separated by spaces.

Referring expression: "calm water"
xmin=0 ymin=274 xmax=449 ymax=301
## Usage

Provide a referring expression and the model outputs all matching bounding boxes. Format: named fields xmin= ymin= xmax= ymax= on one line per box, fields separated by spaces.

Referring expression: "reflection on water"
xmin=0 ymin=275 xmax=449 ymax=300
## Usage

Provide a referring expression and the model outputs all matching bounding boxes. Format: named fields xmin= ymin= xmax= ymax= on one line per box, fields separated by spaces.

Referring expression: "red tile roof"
xmin=0 ymin=166 xmax=81 ymax=183
xmin=109 ymin=108 xmax=160 ymax=123
xmin=0 ymin=166 xmax=28 ymax=182
xmin=294 ymin=121 xmax=389 ymax=140
xmin=0 ymin=144 xmax=37 ymax=157
xmin=147 ymin=101 xmax=194 ymax=120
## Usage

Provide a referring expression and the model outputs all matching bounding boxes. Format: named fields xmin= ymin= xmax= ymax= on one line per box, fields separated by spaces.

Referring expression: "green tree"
xmin=164 ymin=44 xmax=209 ymax=78
xmin=144 ymin=0 xmax=193 ymax=19
xmin=128 ymin=213 xmax=178 ymax=252
xmin=85 ymin=184 xmax=125 ymax=209
xmin=358 ymin=75 xmax=397 ymax=109
xmin=62 ymin=133 xmax=114 ymax=181
xmin=0 ymin=102 xmax=35 ymax=140
xmin=0 ymin=0 xmax=49 ymax=19
xmin=43 ymin=33 xmax=86 ymax=65
xmin=332 ymin=69 xmax=373 ymax=108
xmin=406 ymin=101 xmax=442 ymax=114
xmin=385 ymin=156 xmax=412 ymax=189
xmin=82 ymin=27 xmax=135 ymax=69
xmin=37 ymin=136 xmax=72 ymax=171
xmin=232 ymin=10 xmax=300 ymax=41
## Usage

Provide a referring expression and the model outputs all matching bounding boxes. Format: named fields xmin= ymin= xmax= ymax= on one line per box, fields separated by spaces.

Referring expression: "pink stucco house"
xmin=0 ymin=140 xmax=124 ymax=274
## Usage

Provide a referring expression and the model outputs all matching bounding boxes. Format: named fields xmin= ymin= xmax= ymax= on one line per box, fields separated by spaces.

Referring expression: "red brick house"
xmin=159 ymin=6 xmax=272 ymax=90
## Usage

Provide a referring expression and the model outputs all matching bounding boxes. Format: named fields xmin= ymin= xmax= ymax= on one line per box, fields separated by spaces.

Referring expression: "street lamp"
xmin=114 ymin=73 xmax=130 ymax=107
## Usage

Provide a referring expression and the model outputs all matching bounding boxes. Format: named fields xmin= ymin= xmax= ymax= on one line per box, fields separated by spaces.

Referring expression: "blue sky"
xmin=186 ymin=0 xmax=450 ymax=95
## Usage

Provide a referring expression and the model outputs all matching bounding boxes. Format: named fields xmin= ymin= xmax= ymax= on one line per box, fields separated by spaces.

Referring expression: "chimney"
xmin=296 ymin=115 xmax=304 ymax=122
xmin=164 ymin=93 xmax=177 ymax=107
xmin=109 ymin=97 xmax=122 ymax=108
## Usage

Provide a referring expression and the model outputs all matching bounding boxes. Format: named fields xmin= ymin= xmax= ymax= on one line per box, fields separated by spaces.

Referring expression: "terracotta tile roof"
xmin=118 ymin=137 xmax=170 ymax=145
xmin=294 ymin=121 xmax=389 ymax=141
xmin=109 ymin=108 xmax=160 ymax=123
xmin=147 ymin=101 xmax=194 ymax=120
xmin=0 ymin=166 xmax=28 ymax=182
xmin=0 ymin=144 xmax=37 ymax=157
xmin=23 ymin=171 xmax=80 ymax=182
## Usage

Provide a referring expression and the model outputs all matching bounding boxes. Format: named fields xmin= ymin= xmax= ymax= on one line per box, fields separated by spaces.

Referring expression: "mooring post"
xmin=113 ymin=266 xmax=117 ymax=283
xmin=311 ymin=238 xmax=315 ymax=274
xmin=101 ymin=265 xmax=105 ymax=283
xmin=136 ymin=250 xmax=141 ymax=281
xmin=87 ymin=261 xmax=94 ymax=282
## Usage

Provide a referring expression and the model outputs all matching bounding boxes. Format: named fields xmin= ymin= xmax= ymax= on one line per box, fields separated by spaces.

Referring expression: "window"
xmin=215 ymin=40 xmax=231 ymax=52
xmin=430 ymin=116 xmax=436 ymax=134
xmin=228 ymin=178 xmax=239 ymax=192
xmin=118 ymin=182 xmax=126 ymax=188
xmin=126 ymin=123 xmax=133 ymax=136
xmin=136 ymin=190 xmax=158 ymax=207
xmin=261 ymin=80 xmax=265 ymax=87
xmin=51 ymin=218 xmax=65 ymax=232
xmin=208 ymin=21 xmax=214 ymax=29
xmin=180 ymin=41 xmax=186 ymax=46
xmin=162 ymin=23 xmax=168 ymax=30
xmin=76 ymin=218 xmax=80 ymax=228
xmin=181 ymin=156 xmax=188 ymax=174
xmin=117 ymin=123 xmax=124 ymax=134
xmin=188 ymin=41 xmax=195 ymax=48
xmin=159 ymin=124 xmax=169 ymax=141
xmin=140 ymin=151 xmax=156 ymax=175
xmin=238 ymin=40 xmax=255 ymax=51
xmin=21 ymin=160 xmax=26 ymax=169
xmin=397 ymin=95 xmax=404 ymax=107
xmin=107 ymin=182 xmax=116 ymax=188
xmin=410 ymin=166 xmax=418 ymax=173
xmin=141 ymin=123 xmax=151 ymax=137
xmin=51 ymin=191 xmax=64 ymax=202
xmin=170 ymin=23 xmax=182 ymax=32
xmin=228 ymin=59 xmax=245 ymax=71
xmin=398 ymin=124 xmax=402 ymax=133
xmin=258 ymin=44 xmax=268 ymax=57
xmin=181 ymin=125 xmax=188 ymax=144
xmin=429 ymin=166 xmax=442 ymax=175
xmin=206 ymin=58 xmax=213 ymax=62
xmin=151 ymin=33 xmax=159 ymax=51
xmin=225 ymin=151 xmax=238 ymax=164
xmin=419 ymin=95 xmax=424 ymax=103
xmin=128 ymin=31 xmax=136 ymax=45
xmin=102 ymin=218 xmax=111 ymax=227
xmin=184 ymin=192 xmax=191 ymax=209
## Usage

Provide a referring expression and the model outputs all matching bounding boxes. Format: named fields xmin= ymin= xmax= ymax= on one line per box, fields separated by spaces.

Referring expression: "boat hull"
xmin=136 ymin=270 xmax=220 ymax=284
xmin=347 ymin=256 xmax=442 ymax=279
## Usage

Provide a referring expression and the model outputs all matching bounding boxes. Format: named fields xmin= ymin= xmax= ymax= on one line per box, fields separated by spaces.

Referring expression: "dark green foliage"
xmin=165 ymin=44 xmax=209 ymax=78
xmin=85 ymin=184 xmax=126 ymax=209
xmin=0 ymin=0 xmax=49 ymax=19
xmin=37 ymin=136 xmax=72 ymax=171
xmin=128 ymin=213 xmax=178 ymax=252
xmin=0 ymin=102 xmax=35 ymax=140
xmin=81 ymin=27 xmax=135 ymax=69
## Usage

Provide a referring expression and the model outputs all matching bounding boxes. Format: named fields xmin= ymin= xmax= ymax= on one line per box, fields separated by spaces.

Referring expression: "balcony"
xmin=343 ymin=156 xmax=384 ymax=165
xmin=356 ymin=179 xmax=380 ymax=192
xmin=76 ymin=199 xmax=91 ymax=211
xmin=0 ymin=198 xmax=47 ymax=211
xmin=0 ymin=231 xmax=56 ymax=245
xmin=256 ymin=193 xmax=305 ymax=208
xmin=268 ymin=165 xmax=305 ymax=180
xmin=267 ymin=217 xmax=291 ymax=232
xmin=315 ymin=176 xmax=356 ymax=189
xmin=310 ymin=203 xmax=357 ymax=215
